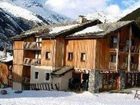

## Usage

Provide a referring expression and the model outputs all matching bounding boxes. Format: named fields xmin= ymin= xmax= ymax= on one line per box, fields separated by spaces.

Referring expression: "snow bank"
xmin=0 ymin=88 xmax=140 ymax=105
xmin=0 ymin=51 xmax=13 ymax=62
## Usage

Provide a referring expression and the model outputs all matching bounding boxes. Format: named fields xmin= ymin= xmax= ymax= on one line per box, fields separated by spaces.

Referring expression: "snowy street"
xmin=0 ymin=88 xmax=140 ymax=105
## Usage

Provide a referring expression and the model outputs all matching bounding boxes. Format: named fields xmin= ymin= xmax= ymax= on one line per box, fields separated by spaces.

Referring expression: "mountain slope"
xmin=0 ymin=0 xmax=70 ymax=49
xmin=0 ymin=8 xmax=40 ymax=49
xmin=120 ymin=8 xmax=140 ymax=27
xmin=11 ymin=0 xmax=69 ymax=23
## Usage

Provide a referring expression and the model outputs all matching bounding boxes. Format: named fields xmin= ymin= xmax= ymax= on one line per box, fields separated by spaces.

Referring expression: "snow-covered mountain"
xmin=6 ymin=0 xmax=69 ymax=23
xmin=0 ymin=0 xmax=70 ymax=50
xmin=86 ymin=11 xmax=119 ymax=23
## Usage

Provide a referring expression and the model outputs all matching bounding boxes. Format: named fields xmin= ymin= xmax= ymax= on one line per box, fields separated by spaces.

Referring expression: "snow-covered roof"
xmin=97 ymin=21 xmax=133 ymax=36
xmin=52 ymin=66 xmax=73 ymax=76
xmin=0 ymin=51 xmax=13 ymax=62
xmin=67 ymin=21 xmax=135 ymax=38
xmin=73 ymin=26 xmax=104 ymax=36
xmin=12 ymin=22 xmax=78 ymax=40
xmin=49 ymin=24 xmax=79 ymax=34
xmin=12 ymin=20 xmax=138 ymax=40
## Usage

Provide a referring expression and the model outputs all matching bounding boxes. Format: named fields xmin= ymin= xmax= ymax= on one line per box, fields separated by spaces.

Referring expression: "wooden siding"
xmin=95 ymin=38 xmax=110 ymax=70
xmin=55 ymin=37 xmax=65 ymax=67
xmin=13 ymin=41 xmax=24 ymax=50
xmin=13 ymin=65 xmax=23 ymax=82
xmin=24 ymin=51 xmax=35 ymax=59
xmin=13 ymin=50 xmax=24 ymax=65
xmin=65 ymin=39 xmax=96 ymax=70
xmin=41 ymin=39 xmax=56 ymax=66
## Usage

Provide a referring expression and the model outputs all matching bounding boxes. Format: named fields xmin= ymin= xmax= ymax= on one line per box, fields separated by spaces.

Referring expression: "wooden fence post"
xmin=119 ymin=70 xmax=126 ymax=90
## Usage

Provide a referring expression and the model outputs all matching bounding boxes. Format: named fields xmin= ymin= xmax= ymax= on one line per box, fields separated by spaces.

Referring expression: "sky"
xmin=45 ymin=0 xmax=140 ymax=21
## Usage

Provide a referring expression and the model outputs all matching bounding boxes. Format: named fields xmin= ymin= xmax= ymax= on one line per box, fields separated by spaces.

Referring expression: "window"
xmin=81 ymin=53 xmax=86 ymax=62
xmin=68 ymin=52 xmax=73 ymax=61
xmin=110 ymin=54 xmax=116 ymax=63
xmin=35 ymin=72 xmax=39 ymax=79
xmin=35 ymin=51 xmax=41 ymax=59
xmin=110 ymin=35 xmax=118 ymax=48
xmin=45 ymin=73 xmax=50 ymax=81
xmin=36 ymin=37 xmax=42 ymax=48
xmin=46 ymin=52 xmax=51 ymax=60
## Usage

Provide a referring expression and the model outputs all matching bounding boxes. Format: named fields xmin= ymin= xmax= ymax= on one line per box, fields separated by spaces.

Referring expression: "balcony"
xmin=131 ymin=63 xmax=138 ymax=70
xmin=109 ymin=62 xmax=116 ymax=70
xmin=24 ymin=42 xmax=41 ymax=50
xmin=119 ymin=63 xmax=127 ymax=70
xmin=119 ymin=45 xmax=129 ymax=52
xmin=131 ymin=46 xmax=139 ymax=54
xmin=23 ymin=58 xmax=41 ymax=66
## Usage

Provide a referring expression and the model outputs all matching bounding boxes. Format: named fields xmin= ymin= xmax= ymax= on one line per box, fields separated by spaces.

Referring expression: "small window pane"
xmin=68 ymin=52 xmax=73 ymax=61
xmin=46 ymin=52 xmax=51 ymax=60
xmin=81 ymin=53 xmax=86 ymax=61
xmin=46 ymin=73 xmax=50 ymax=81
xmin=35 ymin=72 xmax=39 ymax=79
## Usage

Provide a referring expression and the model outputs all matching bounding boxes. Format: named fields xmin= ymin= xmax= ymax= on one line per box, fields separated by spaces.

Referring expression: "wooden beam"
xmin=116 ymin=31 xmax=120 ymax=71
xmin=128 ymin=26 xmax=132 ymax=72
xmin=138 ymin=45 xmax=140 ymax=71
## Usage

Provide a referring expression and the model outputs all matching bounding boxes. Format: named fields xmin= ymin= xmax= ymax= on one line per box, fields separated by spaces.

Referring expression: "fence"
xmin=89 ymin=70 xmax=140 ymax=92
xmin=99 ymin=72 xmax=119 ymax=91
xmin=23 ymin=83 xmax=60 ymax=90
xmin=125 ymin=72 xmax=140 ymax=88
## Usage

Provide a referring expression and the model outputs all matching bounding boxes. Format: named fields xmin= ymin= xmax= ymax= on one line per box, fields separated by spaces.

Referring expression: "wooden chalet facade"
xmin=12 ymin=19 xmax=140 ymax=92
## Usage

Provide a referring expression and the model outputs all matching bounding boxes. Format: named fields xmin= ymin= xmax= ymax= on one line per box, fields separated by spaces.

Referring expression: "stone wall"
xmin=88 ymin=70 xmax=102 ymax=93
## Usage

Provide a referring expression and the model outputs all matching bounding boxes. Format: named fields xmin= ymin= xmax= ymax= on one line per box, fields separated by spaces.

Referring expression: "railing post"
xmin=118 ymin=70 xmax=126 ymax=90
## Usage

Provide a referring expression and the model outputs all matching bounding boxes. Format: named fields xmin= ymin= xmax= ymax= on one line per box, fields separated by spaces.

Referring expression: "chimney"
xmin=78 ymin=15 xmax=88 ymax=23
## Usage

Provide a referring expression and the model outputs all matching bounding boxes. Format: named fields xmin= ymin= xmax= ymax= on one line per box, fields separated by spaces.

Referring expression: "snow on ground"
xmin=0 ymin=51 xmax=13 ymax=62
xmin=0 ymin=88 xmax=140 ymax=105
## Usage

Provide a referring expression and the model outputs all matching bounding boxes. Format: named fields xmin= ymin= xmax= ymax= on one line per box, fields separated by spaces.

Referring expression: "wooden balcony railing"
xmin=119 ymin=45 xmax=129 ymax=52
xmin=119 ymin=63 xmax=127 ymax=70
xmin=131 ymin=46 xmax=139 ymax=53
xmin=109 ymin=62 xmax=116 ymax=70
xmin=131 ymin=63 xmax=138 ymax=70
xmin=23 ymin=58 xmax=41 ymax=66
xmin=24 ymin=42 xmax=41 ymax=50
